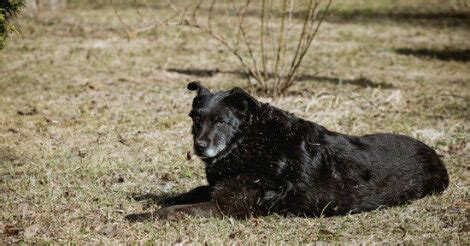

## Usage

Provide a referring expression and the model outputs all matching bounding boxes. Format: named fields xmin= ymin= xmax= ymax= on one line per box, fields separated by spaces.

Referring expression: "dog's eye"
xmin=189 ymin=112 xmax=202 ymax=123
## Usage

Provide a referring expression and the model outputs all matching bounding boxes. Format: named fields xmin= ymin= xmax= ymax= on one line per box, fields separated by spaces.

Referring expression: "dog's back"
xmin=223 ymin=104 xmax=450 ymax=216
xmin=307 ymin=132 xmax=449 ymax=215
xmin=186 ymin=83 xmax=449 ymax=217
xmin=359 ymin=133 xmax=449 ymax=195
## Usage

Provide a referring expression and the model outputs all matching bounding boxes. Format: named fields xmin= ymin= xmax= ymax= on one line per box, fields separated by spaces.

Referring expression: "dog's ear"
xmin=187 ymin=81 xmax=211 ymax=96
xmin=224 ymin=87 xmax=261 ymax=112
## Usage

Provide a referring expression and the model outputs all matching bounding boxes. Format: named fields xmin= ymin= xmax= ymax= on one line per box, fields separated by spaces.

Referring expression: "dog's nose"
xmin=195 ymin=140 xmax=208 ymax=152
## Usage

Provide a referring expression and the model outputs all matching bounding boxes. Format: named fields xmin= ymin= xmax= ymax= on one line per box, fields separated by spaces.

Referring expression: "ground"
xmin=0 ymin=0 xmax=469 ymax=243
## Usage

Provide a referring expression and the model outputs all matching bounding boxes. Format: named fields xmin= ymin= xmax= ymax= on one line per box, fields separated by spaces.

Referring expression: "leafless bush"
xmin=113 ymin=0 xmax=331 ymax=96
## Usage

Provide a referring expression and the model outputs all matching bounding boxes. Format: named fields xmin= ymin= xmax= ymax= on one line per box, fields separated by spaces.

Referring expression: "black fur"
xmin=126 ymin=82 xmax=449 ymax=221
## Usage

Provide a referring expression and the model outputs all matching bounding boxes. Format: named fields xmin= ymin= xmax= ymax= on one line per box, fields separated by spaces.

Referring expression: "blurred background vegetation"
xmin=0 ymin=0 xmax=24 ymax=49
xmin=6 ymin=0 xmax=469 ymax=95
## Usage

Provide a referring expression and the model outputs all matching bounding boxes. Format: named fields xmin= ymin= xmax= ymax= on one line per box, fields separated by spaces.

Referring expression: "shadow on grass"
xmin=167 ymin=67 xmax=395 ymax=89
xmin=297 ymin=75 xmax=395 ymax=89
xmin=197 ymin=7 xmax=470 ymax=28
xmin=326 ymin=9 xmax=470 ymax=27
xmin=395 ymin=48 xmax=470 ymax=62
xmin=167 ymin=68 xmax=221 ymax=77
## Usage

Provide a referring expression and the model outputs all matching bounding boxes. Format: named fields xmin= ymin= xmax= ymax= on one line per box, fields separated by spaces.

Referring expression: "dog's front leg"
xmin=163 ymin=185 xmax=213 ymax=206
xmin=156 ymin=201 xmax=222 ymax=220
xmin=126 ymin=202 xmax=222 ymax=222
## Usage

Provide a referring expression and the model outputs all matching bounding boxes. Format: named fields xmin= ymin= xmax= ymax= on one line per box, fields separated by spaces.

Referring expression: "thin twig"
xmin=207 ymin=0 xmax=216 ymax=32
xmin=273 ymin=0 xmax=288 ymax=94
xmin=111 ymin=0 xmax=137 ymax=40
xmin=282 ymin=0 xmax=331 ymax=93
xmin=260 ymin=0 xmax=267 ymax=91
xmin=240 ymin=25 xmax=265 ymax=86
xmin=142 ymin=0 xmax=161 ymax=22
xmin=282 ymin=0 xmax=314 ymax=91
xmin=233 ymin=0 xmax=251 ymax=48
xmin=192 ymin=0 xmax=204 ymax=24
xmin=132 ymin=0 xmax=146 ymax=23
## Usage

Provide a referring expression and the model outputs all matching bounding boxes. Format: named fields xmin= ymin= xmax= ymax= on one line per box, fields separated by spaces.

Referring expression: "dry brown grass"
xmin=0 ymin=0 xmax=469 ymax=243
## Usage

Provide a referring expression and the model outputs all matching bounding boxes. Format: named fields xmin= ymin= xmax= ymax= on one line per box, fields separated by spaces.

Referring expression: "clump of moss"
xmin=1 ymin=0 xmax=24 ymax=49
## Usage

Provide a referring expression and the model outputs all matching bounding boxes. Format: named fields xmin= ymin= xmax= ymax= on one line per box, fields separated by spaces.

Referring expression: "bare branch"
xmin=233 ymin=0 xmax=251 ymax=48
xmin=111 ymin=0 xmax=331 ymax=96
xmin=273 ymin=0 xmax=288 ymax=91
xmin=192 ymin=0 xmax=204 ymax=24
xmin=207 ymin=0 xmax=216 ymax=33
xmin=260 ymin=0 xmax=267 ymax=85
xmin=142 ymin=0 xmax=162 ymax=23
xmin=282 ymin=0 xmax=315 ymax=91
xmin=165 ymin=0 xmax=178 ymax=13
xmin=282 ymin=0 xmax=331 ymax=93
xmin=111 ymin=0 xmax=137 ymax=40
xmin=240 ymin=25 xmax=265 ymax=86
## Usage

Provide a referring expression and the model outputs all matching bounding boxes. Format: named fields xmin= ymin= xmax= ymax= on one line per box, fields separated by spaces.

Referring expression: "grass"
xmin=0 ymin=0 xmax=469 ymax=243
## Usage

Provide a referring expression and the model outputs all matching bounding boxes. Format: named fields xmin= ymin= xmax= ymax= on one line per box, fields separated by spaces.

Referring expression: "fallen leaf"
xmin=78 ymin=150 xmax=86 ymax=158
xmin=228 ymin=229 xmax=243 ymax=239
xmin=161 ymin=173 xmax=173 ymax=181
xmin=118 ymin=134 xmax=130 ymax=146
xmin=17 ymin=106 xmax=37 ymax=116
xmin=86 ymin=83 xmax=96 ymax=90
xmin=319 ymin=228 xmax=335 ymax=235
xmin=4 ymin=225 xmax=21 ymax=236
xmin=7 ymin=128 xmax=18 ymax=133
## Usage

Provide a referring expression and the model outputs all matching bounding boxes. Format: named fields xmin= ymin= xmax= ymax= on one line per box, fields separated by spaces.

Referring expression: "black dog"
xmin=126 ymin=81 xmax=449 ymax=221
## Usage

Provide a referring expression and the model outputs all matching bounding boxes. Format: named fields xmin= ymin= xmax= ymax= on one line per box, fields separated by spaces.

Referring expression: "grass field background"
xmin=1 ymin=0 xmax=469 ymax=243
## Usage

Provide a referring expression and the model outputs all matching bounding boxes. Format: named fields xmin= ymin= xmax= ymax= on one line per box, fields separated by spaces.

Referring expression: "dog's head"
xmin=187 ymin=81 xmax=260 ymax=159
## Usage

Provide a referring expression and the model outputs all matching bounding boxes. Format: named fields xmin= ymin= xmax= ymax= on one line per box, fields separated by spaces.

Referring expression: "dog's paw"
xmin=153 ymin=206 xmax=187 ymax=220
xmin=125 ymin=212 xmax=154 ymax=222
xmin=125 ymin=208 xmax=186 ymax=222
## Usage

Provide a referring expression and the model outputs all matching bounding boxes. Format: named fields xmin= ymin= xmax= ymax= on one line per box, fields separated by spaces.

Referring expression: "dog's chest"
xmin=205 ymin=153 xmax=251 ymax=186
xmin=204 ymin=146 xmax=288 ymax=187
